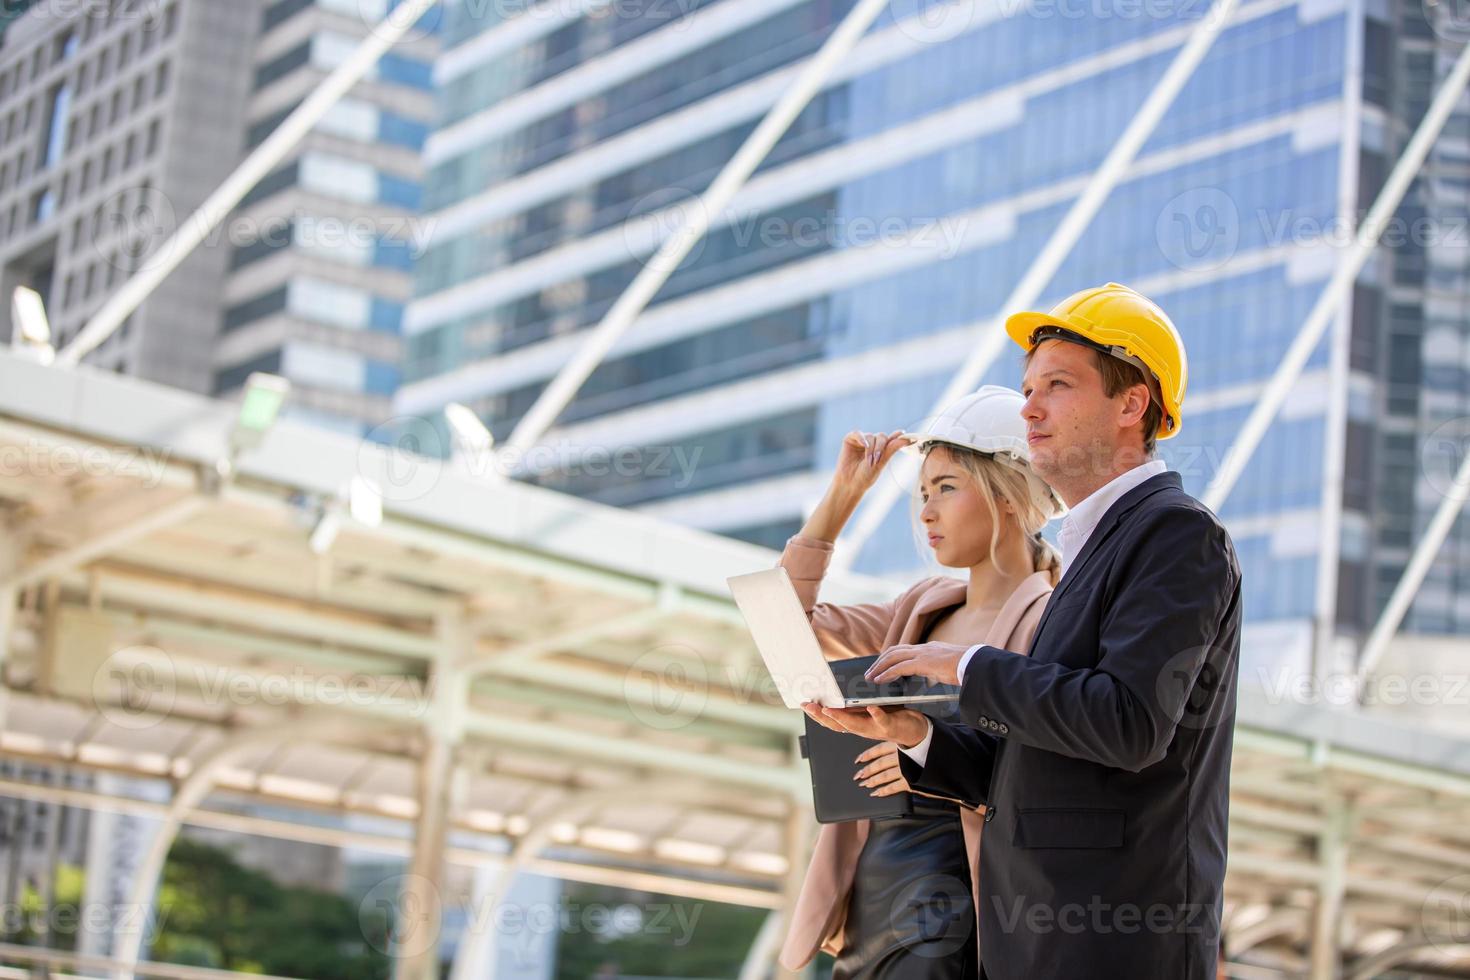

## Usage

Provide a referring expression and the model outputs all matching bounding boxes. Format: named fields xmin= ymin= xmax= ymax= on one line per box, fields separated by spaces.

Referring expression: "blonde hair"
xmin=910 ymin=444 xmax=1062 ymax=585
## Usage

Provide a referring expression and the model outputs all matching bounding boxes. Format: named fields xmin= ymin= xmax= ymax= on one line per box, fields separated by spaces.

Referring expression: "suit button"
xmin=978 ymin=716 xmax=990 ymax=726
xmin=984 ymin=808 xmax=995 ymax=823
xmin=998 ymin=724 xmax=1009 ymax=735
xmin=989 ymin=721 xmax=1000 ymax=731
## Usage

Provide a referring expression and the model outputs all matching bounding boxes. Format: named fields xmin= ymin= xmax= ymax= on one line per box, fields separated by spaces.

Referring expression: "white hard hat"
xmin=902 ymin=385 xmax=1065 ymax=518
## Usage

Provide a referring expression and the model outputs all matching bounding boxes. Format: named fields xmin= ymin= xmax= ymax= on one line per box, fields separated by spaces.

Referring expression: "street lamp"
xmin=10 ymin=287 xmax=54 ymax=365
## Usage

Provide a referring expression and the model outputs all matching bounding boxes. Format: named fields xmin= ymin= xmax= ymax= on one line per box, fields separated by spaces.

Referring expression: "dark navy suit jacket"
xmin=900 ymin=471 xmax=1242 ymax=980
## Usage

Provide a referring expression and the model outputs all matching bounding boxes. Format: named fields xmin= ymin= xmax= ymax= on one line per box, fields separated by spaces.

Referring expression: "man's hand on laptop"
xmin=800 ymin=703 xmax=929 ymax=749
xmin=864 ymin=641 xmax=969 ymax=686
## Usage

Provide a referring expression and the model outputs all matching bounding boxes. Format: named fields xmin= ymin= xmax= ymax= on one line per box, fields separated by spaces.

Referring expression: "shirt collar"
xmin=1058 ymin=458 xmax=1169 ymax=568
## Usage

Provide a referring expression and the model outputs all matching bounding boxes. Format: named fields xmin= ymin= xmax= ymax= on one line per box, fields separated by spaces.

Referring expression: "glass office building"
xmin=400 ymin=0 xmax=1470 ymax=669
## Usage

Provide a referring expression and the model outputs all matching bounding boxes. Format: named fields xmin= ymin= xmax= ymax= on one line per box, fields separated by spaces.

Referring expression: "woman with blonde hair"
xmin=776 ymin=385 xmax=1063 ymax=979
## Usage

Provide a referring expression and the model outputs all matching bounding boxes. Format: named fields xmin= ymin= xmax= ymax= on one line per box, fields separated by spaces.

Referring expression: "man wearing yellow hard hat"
xmin=820 ymin=283 xmax=1242 ymax=979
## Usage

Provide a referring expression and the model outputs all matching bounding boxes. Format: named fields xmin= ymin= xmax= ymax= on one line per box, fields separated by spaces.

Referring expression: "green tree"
xmin=153 ymin=839 xmax=389 ymax=980
xmin=552 ymin=882 xmax=765 ymax=979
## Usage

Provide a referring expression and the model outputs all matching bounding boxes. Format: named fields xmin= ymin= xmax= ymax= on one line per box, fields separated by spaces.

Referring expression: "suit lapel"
xmin=1030 ymin=472 xmax=1182 ymax=643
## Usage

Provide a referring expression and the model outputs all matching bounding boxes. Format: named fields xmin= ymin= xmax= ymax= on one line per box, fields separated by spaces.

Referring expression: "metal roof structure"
xmin=0 ymin=350 xmax=1468 ymax=979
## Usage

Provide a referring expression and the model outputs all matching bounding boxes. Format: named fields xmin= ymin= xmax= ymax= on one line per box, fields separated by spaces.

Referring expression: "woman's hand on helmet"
xmin=834 ymin=429 xmax=914 ymax=498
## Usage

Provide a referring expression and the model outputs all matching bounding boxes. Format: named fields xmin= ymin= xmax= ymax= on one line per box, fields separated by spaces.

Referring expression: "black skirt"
xmin=832 ymin=795 xmax=977 ymax=979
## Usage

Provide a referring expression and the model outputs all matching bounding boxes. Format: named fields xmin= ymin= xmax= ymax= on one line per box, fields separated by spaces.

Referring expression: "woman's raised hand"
xmin=832 ymin=429 xmax=915 ymax=499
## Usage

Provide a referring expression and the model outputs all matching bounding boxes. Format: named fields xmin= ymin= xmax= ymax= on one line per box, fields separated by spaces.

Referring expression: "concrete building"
xmin=398 ymin=0 xmax=1470 ymax=682
xmin=214 ymin=0 xmax=437 ymax=436
xmin=0 ymin=0 xmax=258 ymax=393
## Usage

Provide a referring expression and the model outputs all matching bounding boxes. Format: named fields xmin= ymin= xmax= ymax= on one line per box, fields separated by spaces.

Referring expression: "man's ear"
xmin=1117 ymin=383 xmax=1151 ymax=430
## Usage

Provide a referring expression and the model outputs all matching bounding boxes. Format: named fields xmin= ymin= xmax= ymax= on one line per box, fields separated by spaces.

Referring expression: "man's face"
xmin=1020 ymin=339 xmax=1141 ymax=493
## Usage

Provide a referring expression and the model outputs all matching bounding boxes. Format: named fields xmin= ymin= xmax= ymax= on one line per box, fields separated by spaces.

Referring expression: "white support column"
xmin=393 ymin=610 xmax=470 ymax=980
xmin=57 ymin=0 xmax=440 ymax=365
xmin=833 ymin=0 xmax=1243 ymax=571
xmin=0 ymin=585 xmax=14 ymax=731
xmin=112 ymin=721 xmax=341 ymax=980
xmin=1202 ymin=38 xmax=1470 ymax=513
xmin=1354 ymin=426 xmax=1470 ymax=688
xmin=1309 ymin=803 xmax=1352 ymax=980
xmin=501 ymin=0 xmax=895 ymax=466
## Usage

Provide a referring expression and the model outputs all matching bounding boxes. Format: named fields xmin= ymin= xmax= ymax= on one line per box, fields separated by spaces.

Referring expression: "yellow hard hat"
xmin=1004 ymin=282 xmax=1187 ymax=441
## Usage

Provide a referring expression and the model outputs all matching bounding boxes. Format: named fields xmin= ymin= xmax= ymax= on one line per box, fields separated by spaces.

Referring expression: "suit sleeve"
xmin=956 ymin=506 xmax=1238 ymax=772
xmin=898 ymin=718 xmax=999 ymax=808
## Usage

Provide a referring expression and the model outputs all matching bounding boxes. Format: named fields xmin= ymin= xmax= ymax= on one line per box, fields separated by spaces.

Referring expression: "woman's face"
xmin=918 ymin=446 xmax=1011 ymax=568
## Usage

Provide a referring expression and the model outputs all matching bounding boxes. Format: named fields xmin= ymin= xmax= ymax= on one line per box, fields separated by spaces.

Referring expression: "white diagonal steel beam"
xmin=1355 ymin=429 xmax=1470 ymax=687
xmin=833 ymin=0 xmax=1243 ymax=570
xmin=500 ymin=0 xmax=895 ymax=466
xmin=1201 ymin=39 xmax=1470 ymax=512
xmin=57 ymin=0 xmax=440 ymax=365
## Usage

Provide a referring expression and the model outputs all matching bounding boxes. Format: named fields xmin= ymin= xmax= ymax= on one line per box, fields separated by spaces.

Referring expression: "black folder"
xmin=798 ymin=656 xmax=963 ymax=823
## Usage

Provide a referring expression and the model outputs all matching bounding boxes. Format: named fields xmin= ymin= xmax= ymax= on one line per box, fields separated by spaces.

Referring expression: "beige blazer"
xmin=775 ymin=534 xmax=1054 ymax=972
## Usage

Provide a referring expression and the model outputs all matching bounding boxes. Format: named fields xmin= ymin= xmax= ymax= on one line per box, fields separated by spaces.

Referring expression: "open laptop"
xmin=727 ymin=566 xmax=960 ymax=710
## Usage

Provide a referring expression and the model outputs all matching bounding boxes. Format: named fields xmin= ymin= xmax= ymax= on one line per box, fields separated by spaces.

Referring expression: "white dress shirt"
xmin=900 ymin=458 xmax=1169 ymax=766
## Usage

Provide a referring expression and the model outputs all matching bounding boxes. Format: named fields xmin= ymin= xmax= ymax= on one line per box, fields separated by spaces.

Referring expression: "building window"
xmin=164 ymin=4 xmax=179 ymax=37
xmin=40 ymin=83 xmax=72 ymax=171
xmin=109 ymin=90 xmax=122 ymax=125
xmin=31 ymin=190 xmax=55 ymax=225
xmin=154 ymin=62 xmax=169 ymax=97
xmin=56 ymin=31 xmax=79 ymax=63
xmin=133 ymin=75 xmax=145 ymax=110
xmin=255 ymin=43 xmax=310 ymax=89
xmin=101 ymin=146 xmax=113 ymax=181
xmin=118 ymin=34 xmax=132 ymax=70
xmin=146 ymin=119 xmax=160 ymax=156
xmin=80 ymin=159 xmax=92 ymax=193
xmin=124 ymin=133 xmax=136 ymax=169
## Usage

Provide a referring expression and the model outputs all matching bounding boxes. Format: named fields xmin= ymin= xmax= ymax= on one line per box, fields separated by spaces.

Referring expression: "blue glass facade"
xmin=407 ymin=0 xmax=1470 ymax=639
